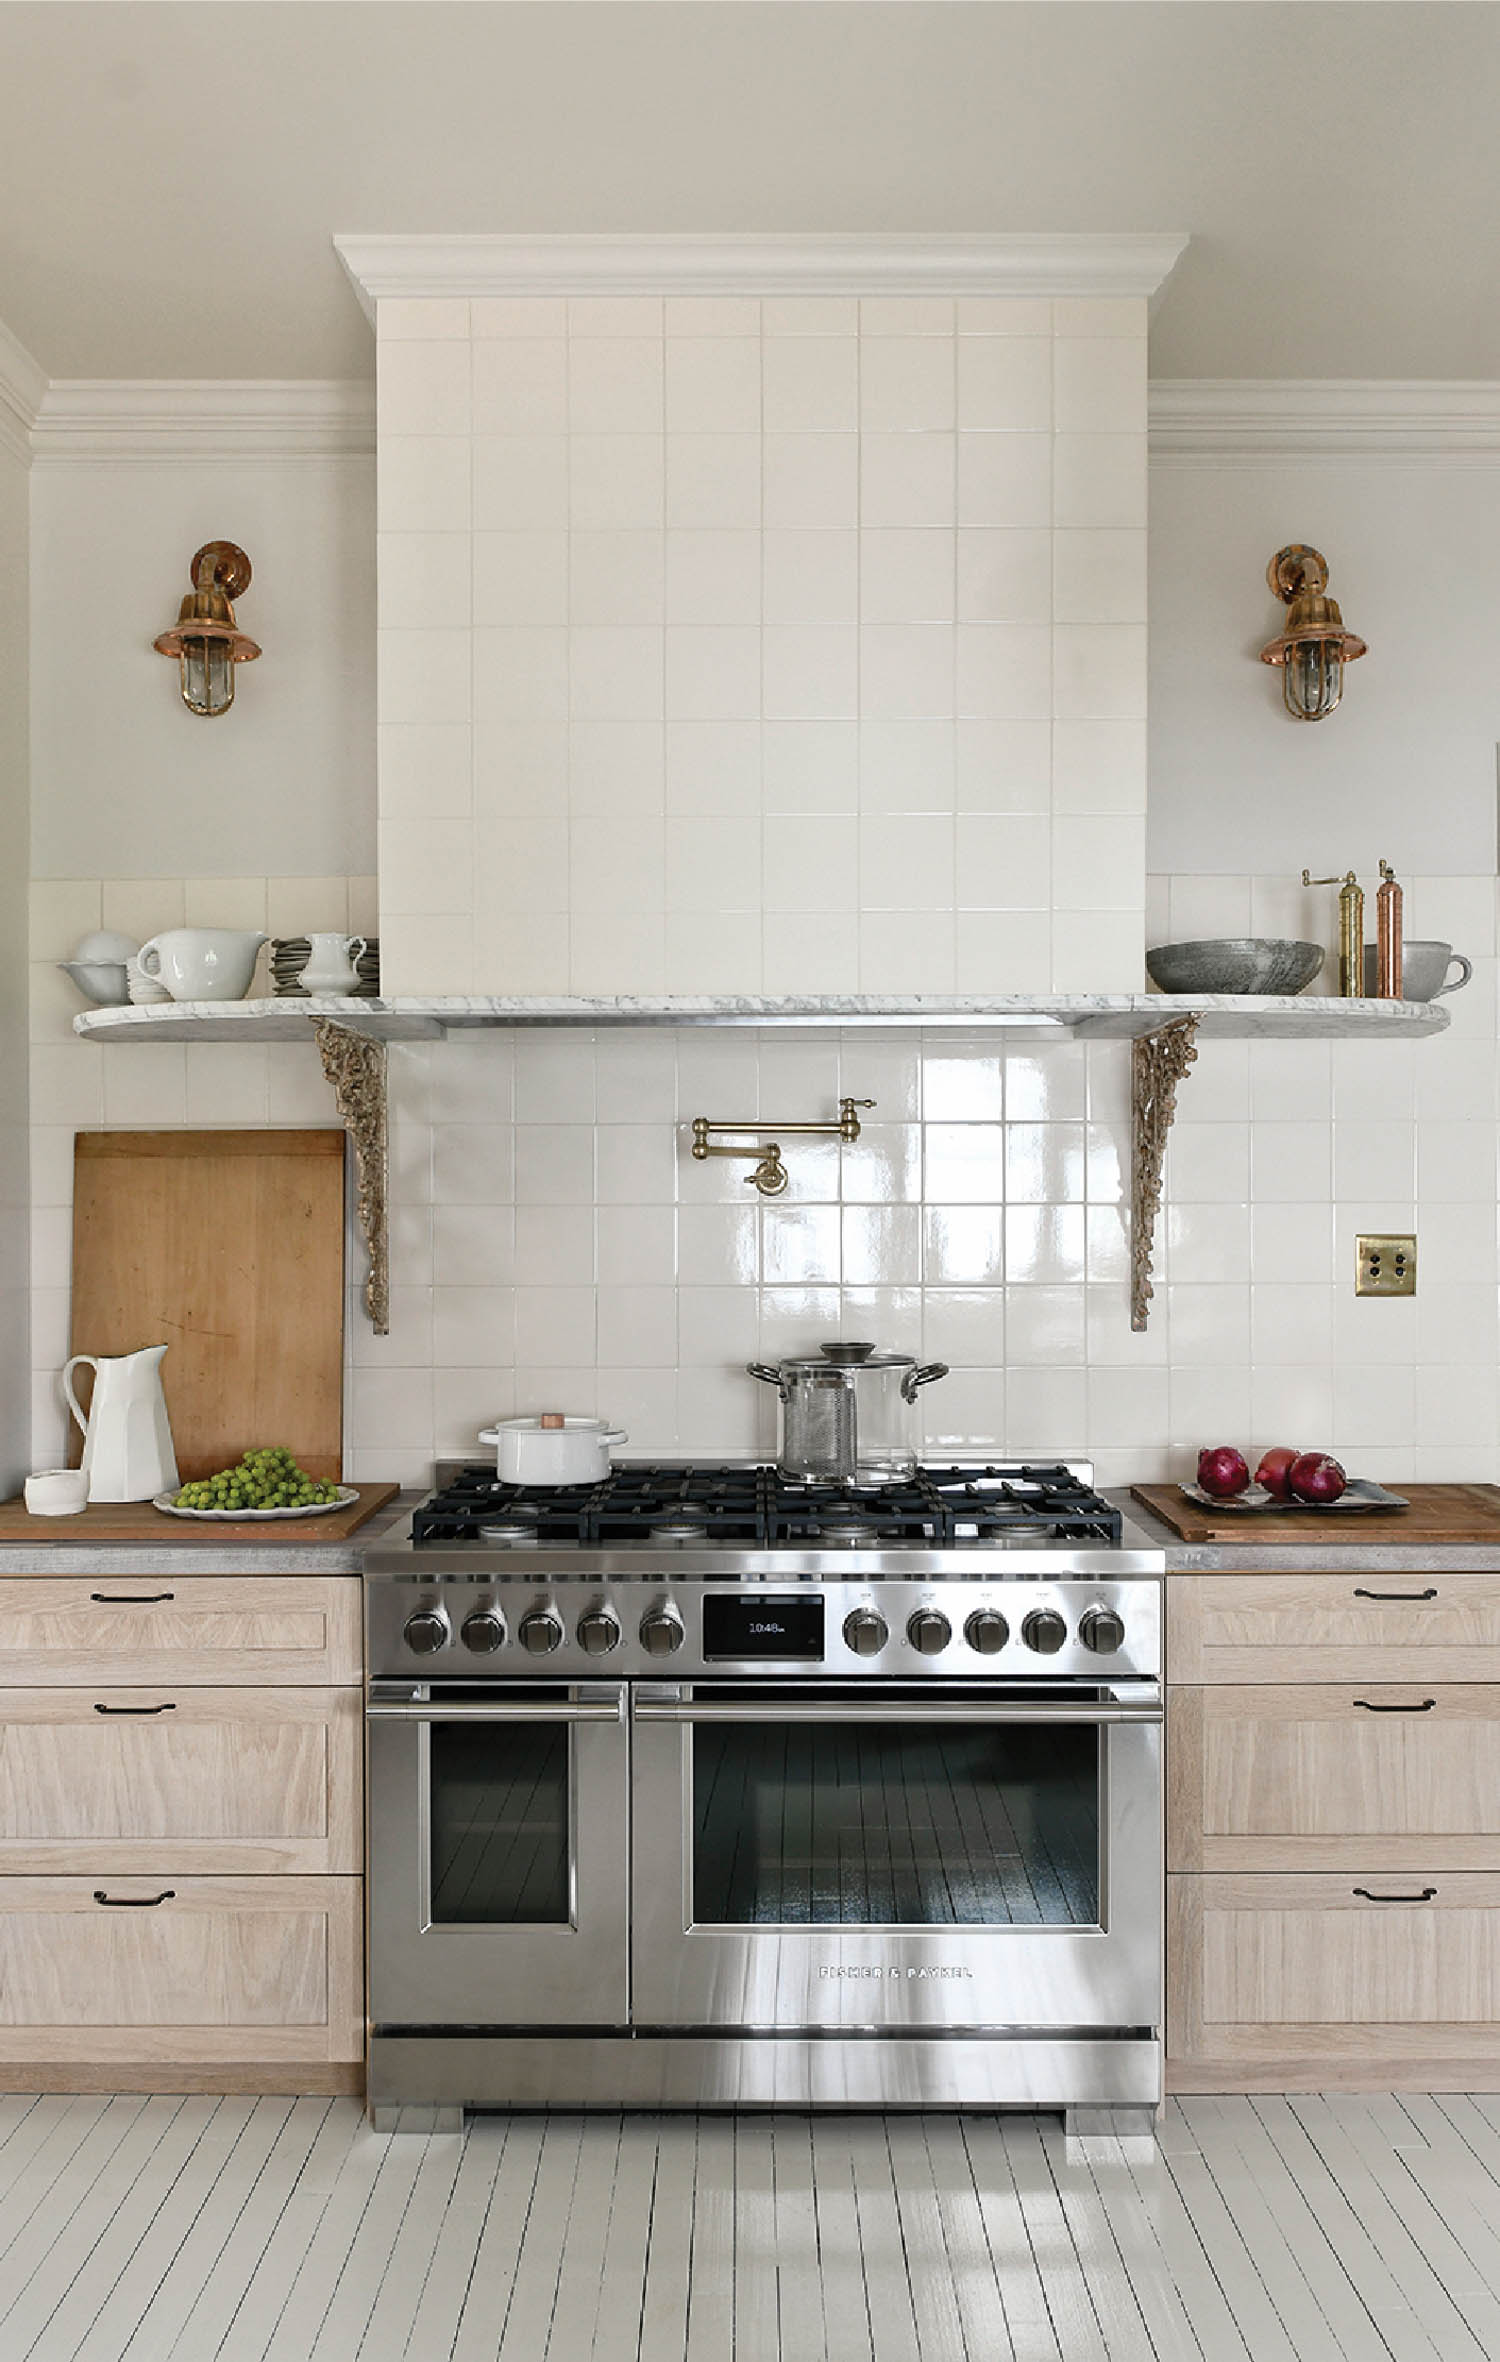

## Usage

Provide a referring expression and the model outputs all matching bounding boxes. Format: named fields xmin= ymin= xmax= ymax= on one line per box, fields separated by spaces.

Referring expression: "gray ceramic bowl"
xmin=1145 ymin=938 xmax=1325 ymax=996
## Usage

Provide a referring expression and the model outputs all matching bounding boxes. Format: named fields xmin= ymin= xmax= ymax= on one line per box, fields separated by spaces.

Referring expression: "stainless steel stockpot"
xmin=747 ymin=1341 xmax=949 ymax=1485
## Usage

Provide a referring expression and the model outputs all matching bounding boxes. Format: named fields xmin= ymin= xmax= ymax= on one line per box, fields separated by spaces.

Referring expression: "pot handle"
xmin=901 ymin=1361 xmax=949 ymax=1403
xmin=600 ymin=1430 xmax=628 ymax=1447
xmin=746 ymin=1362 xmax=788 ymax=1399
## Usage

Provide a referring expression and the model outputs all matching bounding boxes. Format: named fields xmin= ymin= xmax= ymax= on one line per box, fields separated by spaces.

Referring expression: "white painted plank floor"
xmin=3 ymin=2094 xmax=1500 ymax=2360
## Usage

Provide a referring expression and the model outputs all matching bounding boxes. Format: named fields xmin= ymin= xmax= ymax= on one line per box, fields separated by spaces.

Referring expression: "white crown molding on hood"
xmin=1151 ymin=380 xmax=1500 ymax=464
xmin=333 ymin=230 xmax=1191 ymax=315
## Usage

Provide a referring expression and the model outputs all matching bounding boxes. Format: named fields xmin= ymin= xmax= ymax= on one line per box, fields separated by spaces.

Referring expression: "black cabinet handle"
xmin=92 ymin=1701 xmax=176 ymax=1717
xmin=1353 ymin=1697 xmax=1435 ymax=1713
xmin=1353 ymin=1587 xmax=1437 ymax=1602
xmin=1353 ymin=1887 xmax=1437 ymax=1904
xmin=92 ymin=1889 xmax=175 ymax=1908
xmin=89 ymin=1592 xmax=174 ymax=1605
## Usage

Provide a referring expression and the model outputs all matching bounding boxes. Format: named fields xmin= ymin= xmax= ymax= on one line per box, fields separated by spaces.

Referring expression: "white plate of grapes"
xmin=155 ymin=1448 xmax=358 ymax=1520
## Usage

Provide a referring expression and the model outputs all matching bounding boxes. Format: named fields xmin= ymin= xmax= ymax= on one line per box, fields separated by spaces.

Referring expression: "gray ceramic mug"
xmin=1361 ymin=939 xmax=1473 ymax=1001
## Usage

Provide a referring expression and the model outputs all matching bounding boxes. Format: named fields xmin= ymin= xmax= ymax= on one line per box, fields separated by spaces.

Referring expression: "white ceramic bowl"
xmin=136 ymin=927 xmax=268 ymax=1002
xmin=73 ymin=929 xmax=140 ymax=964
xmin=479 ymin=1417 xmax=627 ymax=1487
xmin=60 ymin=959 xmax=130 ymax=1006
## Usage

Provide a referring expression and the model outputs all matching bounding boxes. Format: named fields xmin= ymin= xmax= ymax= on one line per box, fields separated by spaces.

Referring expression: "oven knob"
xmin=577 ymin=1611 xmax=621 ymax=1656
xmin=1022 ymin=1608 xmax=1068 ymax=1655
xmin=964 ymin=1609 xmax=1010 ymax=1656
xmin=907 ymin=1609 xmax=951 ymax=1657
xmin=843 ymin=1609 xmax=889 ymax=1658
xmin=519 ymin=1611 xmax=563 ymax=1655
xmin=460 ymin=1610 xmax=506 ymax=1654
xmin=403 ymin=1609 xmax=449 ymax=1656
xmin=1080 ymin=1607 xmax=1126 ymax=1656
xmin=640 ymin=1609 xmax=685 ymax=1657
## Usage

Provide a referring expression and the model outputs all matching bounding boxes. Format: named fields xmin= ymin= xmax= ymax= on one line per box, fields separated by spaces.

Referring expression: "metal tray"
xmin=1179 ymin=1478 xmax=1409 ymax=1514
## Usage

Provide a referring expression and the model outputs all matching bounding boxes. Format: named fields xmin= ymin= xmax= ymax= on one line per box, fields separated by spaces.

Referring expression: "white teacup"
xmin=137 ymin=928 xmax=268 ymax=1002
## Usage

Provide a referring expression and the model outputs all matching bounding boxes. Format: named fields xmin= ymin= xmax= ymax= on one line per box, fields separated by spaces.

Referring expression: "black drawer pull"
xmin=1353 ymin=1587 xmax=1437 ymax=1602
xmin=1353 ymin=1887 xmax=1437 ymax=1904
xmin=92 ymin=1889 xmax=175 ymax=1908
xmin=92 ymin=1701 xmax=176 ymax=1717
xmin=89 ymin=1592 xmax=174 ymax=1605
xmin=1353 ymin=1697 xmax=1435 ymax=1713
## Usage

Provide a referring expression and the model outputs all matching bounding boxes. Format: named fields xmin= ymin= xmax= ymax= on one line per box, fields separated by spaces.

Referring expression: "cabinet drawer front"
xmin=1169 ymin=1572 xmax=1500 ymax=1684
xmin=1170 ymin=1685 xmax=1500 ymax=1870
xmin=0 ymin=1689 xmax=360 ymax=1873
xmin=1169 ymin=1873 xmax=1500 ymax=2081
xmin=0 ymin=1876 xmax=362 ymax=2064
xmin=0 ymin=1578 xmax=360 ymax=1686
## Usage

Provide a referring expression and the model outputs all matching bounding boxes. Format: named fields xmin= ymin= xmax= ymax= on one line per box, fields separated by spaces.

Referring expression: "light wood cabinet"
xmin=1167 ymin=1563 xmax=1500 ymax=2091
xmin=0 ymin=1566 xmax=366 ymax=2090
xmin=1169 ymin=1874 xmax=1500 ymax=2091
xmin=1169 ymin=1684 xmax=1500 ymax=1872
xmin=1168 ymin=1570 xmax=1500 ymax=1685
xmin=0 ymin=1577 xmax=361 ymax=1687
xmin=0 ymin=1688 xmax=360 ymax=1875
xmin=0 ymin=1876 xmax=362 ymax=2069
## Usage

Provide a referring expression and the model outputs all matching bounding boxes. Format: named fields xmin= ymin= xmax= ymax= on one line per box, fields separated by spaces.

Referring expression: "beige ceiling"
xmin=1 ymin=3 xmax=1496 ymax=383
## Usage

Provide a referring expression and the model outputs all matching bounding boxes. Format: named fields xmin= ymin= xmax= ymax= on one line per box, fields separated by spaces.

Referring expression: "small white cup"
xmin=25 ymin=1468 xmax=88 ymax=1516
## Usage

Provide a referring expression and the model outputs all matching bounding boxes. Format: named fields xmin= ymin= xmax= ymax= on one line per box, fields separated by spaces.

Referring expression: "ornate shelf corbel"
xmin=1130 ymin=1015 xmax=1199 ymax=1331
xmin=312 ymin=1018 xmax=389 ymax=1334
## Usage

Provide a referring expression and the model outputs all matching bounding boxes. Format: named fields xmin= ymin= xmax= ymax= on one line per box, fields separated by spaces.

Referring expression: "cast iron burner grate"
xmin=410 ymin=1462 xmax=1122 ymax=1547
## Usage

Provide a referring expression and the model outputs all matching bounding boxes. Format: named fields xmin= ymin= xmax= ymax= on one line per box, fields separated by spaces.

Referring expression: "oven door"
xmin=630 ymin=1682 xmax=1161 ymax=2032
xmin=367 ymin=1682 xmax=630 ymax=2030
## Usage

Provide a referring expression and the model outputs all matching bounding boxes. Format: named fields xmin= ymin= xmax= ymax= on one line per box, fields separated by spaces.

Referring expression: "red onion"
xmin=1289 ymin=1451 xmax=1347 ymax=1505
xmin=1255 ymin=1446 xmax=1299 ymax=1502
xmin=1197 ymin=1445 xmax=1250 ymax=1499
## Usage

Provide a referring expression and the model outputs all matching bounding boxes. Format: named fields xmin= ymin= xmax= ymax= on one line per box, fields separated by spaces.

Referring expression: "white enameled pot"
xmin=478 ymin=1416 xmax=628 ymax=1487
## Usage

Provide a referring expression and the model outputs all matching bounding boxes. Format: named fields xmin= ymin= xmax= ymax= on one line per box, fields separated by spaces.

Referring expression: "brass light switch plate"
xmin=1356 ymin=1233 xmax=1416 ymax=1296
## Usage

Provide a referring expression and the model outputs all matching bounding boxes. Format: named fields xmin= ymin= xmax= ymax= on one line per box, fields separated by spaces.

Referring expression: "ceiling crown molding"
xmin=1151 ymin=380 xmax=1500 ymax=464
xmin=334 ymin=231 xmax=1190 ymax=318
xmin=30 ymin=381 xmax=374 ymax=464
xmin=0 ymin=316 xmax=46 ymax=469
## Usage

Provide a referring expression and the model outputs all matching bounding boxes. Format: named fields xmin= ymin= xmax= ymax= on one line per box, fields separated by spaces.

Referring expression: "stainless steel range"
xmin=363 ymin=1460 xmax=1164 ymax=2137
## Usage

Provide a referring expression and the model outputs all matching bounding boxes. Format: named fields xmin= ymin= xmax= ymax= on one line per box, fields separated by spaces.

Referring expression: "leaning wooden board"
xmin=0 ymin=1482 xmax=398 ymax=1547
xmin=1133 ymin=1480 xmax=1500 ymax=1545
xmin=70 ymin=1130 xmax=346 ymax=1482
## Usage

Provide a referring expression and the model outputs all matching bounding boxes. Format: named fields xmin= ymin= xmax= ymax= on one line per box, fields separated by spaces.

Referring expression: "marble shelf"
xmin=73 ymin=992 xmax=1451 ymax=1044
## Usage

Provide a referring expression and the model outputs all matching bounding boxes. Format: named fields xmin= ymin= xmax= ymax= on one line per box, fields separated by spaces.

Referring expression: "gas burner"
xmin=477 ymin=1507 xmax=542 ymax=1545
xmin=650 ymin=1509 xmax=711 ymax=1544
xmin=817 ymin=1515 xmax=881 ymax=1547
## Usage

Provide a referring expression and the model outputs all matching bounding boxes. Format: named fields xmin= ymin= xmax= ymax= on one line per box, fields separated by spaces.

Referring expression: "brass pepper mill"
xmin=1302 ymin=868 xmax=1365 ymax=996
xmin=1375 ymin=859 xmax=1403 ymax=998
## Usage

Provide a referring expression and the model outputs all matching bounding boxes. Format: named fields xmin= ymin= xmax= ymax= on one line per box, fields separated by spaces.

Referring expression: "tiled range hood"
xmin=337 ymin=234 xmax=1188 ymax=1005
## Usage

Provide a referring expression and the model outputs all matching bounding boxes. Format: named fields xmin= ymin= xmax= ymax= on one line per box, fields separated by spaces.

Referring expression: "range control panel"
xmin=367 ymin=1579 xmax=1161 ymax=1682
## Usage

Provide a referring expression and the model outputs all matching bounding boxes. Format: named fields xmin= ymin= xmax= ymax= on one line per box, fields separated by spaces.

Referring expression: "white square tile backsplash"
xmin=373 ymin=292 xmax=1151 ymax=996
xmin=33 ymin=873 xmax=1500 ymax=1487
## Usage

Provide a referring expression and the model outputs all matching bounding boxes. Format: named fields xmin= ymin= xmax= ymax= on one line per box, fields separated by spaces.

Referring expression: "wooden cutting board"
xmin=0 ymin=1482 xmax=399 ymax=1547
xmin=1133 ymin=1480 xmax=1500 ymax=1545
xmin=70 ymin=1130 xmax=346 ymax=1483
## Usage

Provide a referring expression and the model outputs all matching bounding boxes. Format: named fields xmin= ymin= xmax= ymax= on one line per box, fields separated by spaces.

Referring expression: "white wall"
xmin=0 ymin=438 xmax=30 ymax=1493
xmin=30 ymin=454 xmax=376 ymax=879
xmin=374 ymin=291 xmax=1150 ymax=998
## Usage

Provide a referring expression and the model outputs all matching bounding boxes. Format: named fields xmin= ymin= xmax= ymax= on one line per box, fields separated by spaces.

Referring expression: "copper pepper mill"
xmin=1375 ymin=859 xmax=1404 ymax=999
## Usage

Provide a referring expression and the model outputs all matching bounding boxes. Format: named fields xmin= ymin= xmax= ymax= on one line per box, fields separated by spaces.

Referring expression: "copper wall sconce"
xmin=153 ymin=540 xmax=260 ymax=716
xmin=1259 ymin=543 xmax=1366 ymax=721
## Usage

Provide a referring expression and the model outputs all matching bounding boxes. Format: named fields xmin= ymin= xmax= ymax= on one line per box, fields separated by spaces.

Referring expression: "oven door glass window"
xmin=429 ymin=1718 xmax=569 ymax=1926
xmin=691 ymin=1700 xmax=1099 ymax=1927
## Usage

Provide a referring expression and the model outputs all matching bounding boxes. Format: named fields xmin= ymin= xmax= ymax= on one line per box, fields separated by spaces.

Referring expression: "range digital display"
xmin=701 ymin=1595 xmax=825 ymax=1660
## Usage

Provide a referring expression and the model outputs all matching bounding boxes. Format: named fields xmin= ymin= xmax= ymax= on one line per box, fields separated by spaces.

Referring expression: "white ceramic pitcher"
xmin=302 ymin=933 xmax=368 ymax=993
xmin=63 ymin=1345 xmax=179 ymax=1503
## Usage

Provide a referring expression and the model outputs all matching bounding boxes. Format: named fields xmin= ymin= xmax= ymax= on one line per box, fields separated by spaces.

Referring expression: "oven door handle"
xmin=366 ymin=1696 xmax=626 ymax=1724
xmin=632 ymin=1694 xmax=1161 ymax=1727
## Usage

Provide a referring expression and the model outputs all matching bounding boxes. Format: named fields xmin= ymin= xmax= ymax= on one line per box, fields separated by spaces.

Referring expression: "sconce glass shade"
xmin=1259 ymin=544 xmax=1366 ymax=722
xmin=153 ymin=541 xmax=260 ymax=717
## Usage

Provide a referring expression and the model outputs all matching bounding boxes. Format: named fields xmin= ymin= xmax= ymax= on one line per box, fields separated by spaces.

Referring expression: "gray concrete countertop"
xmin=1115 ymin=1490 xmax=1500 ymax=1574
xmin=0 ymin=1492 xmax=416 ymax=1576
